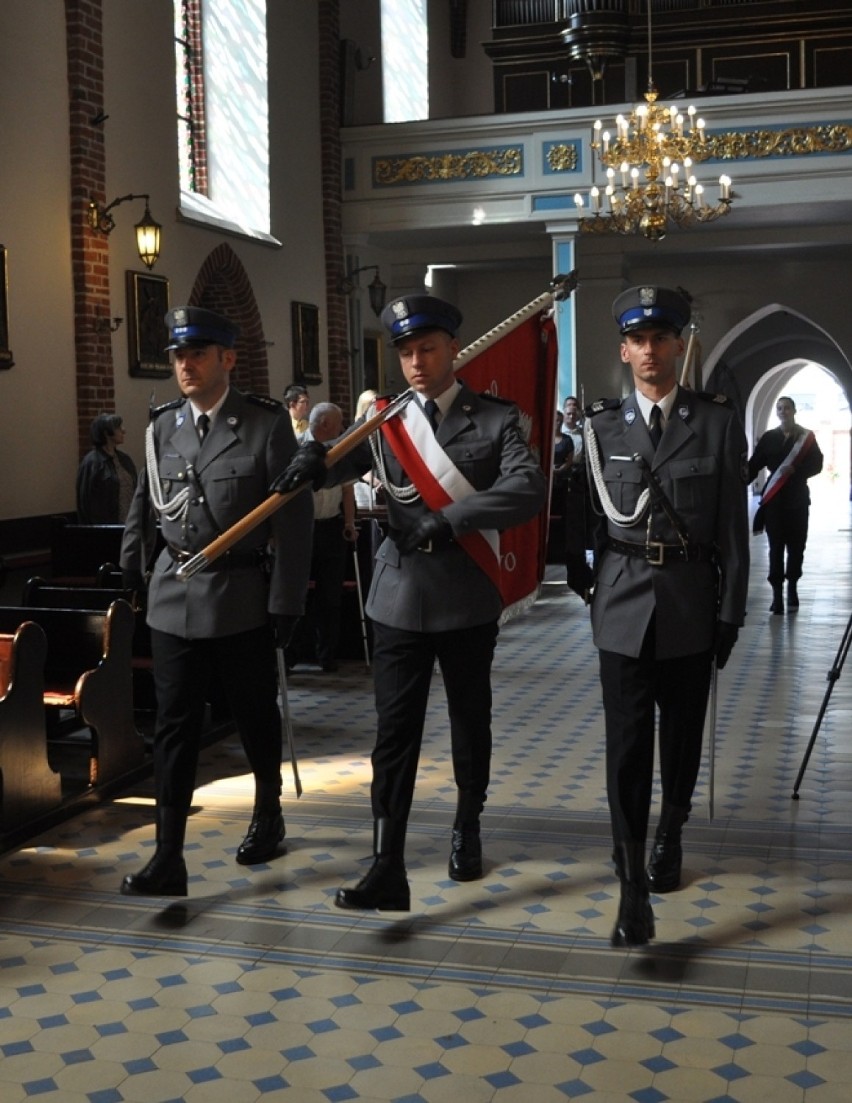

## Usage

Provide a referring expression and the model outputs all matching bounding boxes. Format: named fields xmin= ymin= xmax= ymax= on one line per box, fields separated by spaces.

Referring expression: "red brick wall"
xmin=190 ymin=243 xmax=270 ymax=396
xmin=318 ymin=0 xmax=351 ymax=417
xmin=66 ymin=0 xmax=115 ymax=459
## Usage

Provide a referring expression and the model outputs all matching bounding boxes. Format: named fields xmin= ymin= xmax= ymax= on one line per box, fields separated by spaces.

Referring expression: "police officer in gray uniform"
xmin=274 ymin=294 xmax=546 ymax=911
xmin=585 ymin=286 xmax=749 ymax=947
xmin=119 ymin=306 xmax=313 ymax=896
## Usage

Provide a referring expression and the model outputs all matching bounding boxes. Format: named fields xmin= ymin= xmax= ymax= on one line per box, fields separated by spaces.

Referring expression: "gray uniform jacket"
xmin=587 ymin=386 xmax=749 ymax=660
xmin=330 ymin=382 xmax=546 ymax=633
xmin=120 ymin=388 xmax=313 ymax=639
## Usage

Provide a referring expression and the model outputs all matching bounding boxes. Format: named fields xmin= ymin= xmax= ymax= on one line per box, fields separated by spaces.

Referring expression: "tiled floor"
xmin=2 ymin=489 xmax=852 ymax=1102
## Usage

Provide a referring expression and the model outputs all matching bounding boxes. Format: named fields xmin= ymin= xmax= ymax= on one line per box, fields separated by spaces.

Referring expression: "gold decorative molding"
xmin=546 ymin=144 xmax=579 ymax=172
xmin=374 ymin=147 xmax=522 ymax=185
xmin=702 ymin=124 xmax=852 ymax=161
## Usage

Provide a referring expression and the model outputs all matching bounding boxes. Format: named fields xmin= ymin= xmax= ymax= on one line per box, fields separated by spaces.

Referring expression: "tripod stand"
xmin=791 ymin=609 xmax=852 ymax=799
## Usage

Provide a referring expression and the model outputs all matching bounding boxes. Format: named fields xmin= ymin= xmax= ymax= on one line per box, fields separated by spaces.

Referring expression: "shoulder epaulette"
xmin=478 ymin=392 xmax=513 ymax=406
xmin=246 ymin=393 xmax=283 ymax=412
xmin=692 ymin=390 xmax=733 ymax=407
xmin=585 ymin=398 xmax=623 ymax=418
xmin=149 ymin=396 xmax=185 ymax=422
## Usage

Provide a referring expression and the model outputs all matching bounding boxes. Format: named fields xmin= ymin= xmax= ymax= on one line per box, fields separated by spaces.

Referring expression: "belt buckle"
xmin=646 ymin=541 xmax=665 ymax=566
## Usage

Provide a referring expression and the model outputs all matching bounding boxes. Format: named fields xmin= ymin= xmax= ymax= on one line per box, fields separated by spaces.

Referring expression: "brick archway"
xmin=190 ymin=243 xmax=270 ymax=394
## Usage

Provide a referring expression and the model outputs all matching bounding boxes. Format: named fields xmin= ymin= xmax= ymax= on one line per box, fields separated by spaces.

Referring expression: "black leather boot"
xmin=335 ymin=819 xmax=410 ymax=911
xmin=449 ymin=822 xmax=482 ymax=881
xmin=236 ymin=810 xmax=286 ymax=864
xmin=787 ymin=580 xmax=799 ymax=609
xmin=611 ymin=841 xmax=655 ymax=948
xmin=770 ymin=584 xmax=784 ymax=614
xmin=237 ymin=783 xmax=286 ymax=864
xmin=121 ymin=807 xmax=188 ymax=896
xmin=646 ymin=803 xmax=690 ymax=893
xmin=449 ymin=793 xmax=484 ymax=881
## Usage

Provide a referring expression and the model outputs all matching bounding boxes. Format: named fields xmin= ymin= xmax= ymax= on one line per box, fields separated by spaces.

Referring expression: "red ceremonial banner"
xmin=455 ymin=311 xmax=558 ymax=619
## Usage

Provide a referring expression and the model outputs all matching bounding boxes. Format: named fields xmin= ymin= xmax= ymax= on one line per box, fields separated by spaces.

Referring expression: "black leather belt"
xmin=607 ymin=538 xmax=717 ymax=566
xmin=167 ymin=545 xmax=268 ymax=570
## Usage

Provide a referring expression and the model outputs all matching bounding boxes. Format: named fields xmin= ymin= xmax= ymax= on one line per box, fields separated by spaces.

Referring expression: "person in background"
xmin=353 ymin=389 xmax=382 ymax=510
xmin=119 ymin=306 xmax=313 ymax=897
xmin=283 ymin=384 xmax=310 ymax=436
xmin=296 ymin=402 xmax=357 ymax=673
xmin=273 ymin=294 xmax=546 ymax=913
xmin=562 ymin=395 xmax=584 ymax=461
xmin=584 ymin=285 xmax=749 ymax=948
xmin=76 ymin=413 xmax=138 ymax=524
xmin=748 ymin=396 xmax=823 ymax=614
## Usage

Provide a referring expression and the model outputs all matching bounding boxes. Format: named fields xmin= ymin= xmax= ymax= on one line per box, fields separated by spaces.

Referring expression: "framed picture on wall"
xmin=291 ymin=300 xmax=322 ymax=384
xmin=0 ymin=245 xmax=14 ymax=369
xmin=126 ymin=270 xmax=171 ymax=378
xmin=363 ymin=330 xmax=384 ymax=395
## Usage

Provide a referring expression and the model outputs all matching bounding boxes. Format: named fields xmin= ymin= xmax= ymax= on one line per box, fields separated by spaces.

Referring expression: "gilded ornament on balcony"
xmin=374 ymin=147 xmax=523 ymax=186
xmin=546 ymin=144 xmax=579 ymax=172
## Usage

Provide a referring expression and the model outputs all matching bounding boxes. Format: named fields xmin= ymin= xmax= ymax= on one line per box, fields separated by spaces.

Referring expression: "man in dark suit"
xmin=275 ymin=294 xmax=546 ymax=911
xmin=585 ymin=286 xmax=749 ymax=947
xmin=119 ymin=306 xmax=313 ymax=896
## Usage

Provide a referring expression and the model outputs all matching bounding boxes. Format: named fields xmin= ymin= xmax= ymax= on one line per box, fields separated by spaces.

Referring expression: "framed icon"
xmin=0 ymin=245 xmax=13 ymax=369
xmin=127 ymin=270 xmax=171 ymax=378
xmin=291 ymin=300 xmax=321 ymax=384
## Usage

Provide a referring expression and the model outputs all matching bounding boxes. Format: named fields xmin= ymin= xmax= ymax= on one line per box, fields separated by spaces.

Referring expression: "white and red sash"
xmin=760 ymin=429 xmax=817 ymax=507
xmin=378 ymin=396 xmax=503 ymax=597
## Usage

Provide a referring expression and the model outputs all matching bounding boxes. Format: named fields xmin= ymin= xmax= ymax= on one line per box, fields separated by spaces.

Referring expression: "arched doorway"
xmin=702 ymin=304 xmax=852 ymax=502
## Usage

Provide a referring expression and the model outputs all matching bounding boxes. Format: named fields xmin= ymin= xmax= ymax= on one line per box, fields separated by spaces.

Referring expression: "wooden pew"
xmin=21 ymin=578 xmax=156 ymax=712
xmin=0 ymin=622 xmax=63 ymax=829
xmin=0 ymin=603 xmax=144 ymax=787
xmin=49 ymin=516 xmax=126 ymax=585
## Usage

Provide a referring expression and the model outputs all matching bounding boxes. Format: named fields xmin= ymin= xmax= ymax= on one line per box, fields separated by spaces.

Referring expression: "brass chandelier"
xmin=574 ymin=3 xmax=734 ymax=242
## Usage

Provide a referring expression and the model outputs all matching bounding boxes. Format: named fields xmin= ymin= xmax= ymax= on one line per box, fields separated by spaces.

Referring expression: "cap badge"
xmin=173 ymin=307 xmax=189 ymax=326
xmin=391 ymin=300 xmax=409 ymax=320
xmin=639 ymin=287 xmax=657 ymax=307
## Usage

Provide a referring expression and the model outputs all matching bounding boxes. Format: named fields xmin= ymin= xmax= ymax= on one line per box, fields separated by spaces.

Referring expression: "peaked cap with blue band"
xmin=612 ymin=286 xmax=691 ymax=336
xmin=380 ymin=294 xmax=462 ymax=344
xmin=165 ymin=306 xmax=240 ymax=350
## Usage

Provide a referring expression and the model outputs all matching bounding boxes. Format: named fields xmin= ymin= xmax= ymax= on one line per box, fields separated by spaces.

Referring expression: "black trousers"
xmin=599 ymin=621 xmax=712 ymax=846
xmin=370 ymin=619 xmax=499 ymax=825
xmin=150 ymin=624 xmax=282 ymax=810
xmin=765 ymin=503 xmax=809 ymax=585
xmin=307 ymin=516 xmax=348 ymax=665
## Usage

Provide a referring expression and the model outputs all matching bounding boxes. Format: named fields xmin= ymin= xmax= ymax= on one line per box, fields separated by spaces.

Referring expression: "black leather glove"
xmin=714 ymin=621 xmax=739 ymax=671
xmin=272 ymin=614 xmax=300 ymax=649
xmin=395 ymin=511 xmax=454 ymax=556
xmin=271 ymin=440 xmax=328 ymax=494
xmin=121 ymin=568 xmax=147 ymax=594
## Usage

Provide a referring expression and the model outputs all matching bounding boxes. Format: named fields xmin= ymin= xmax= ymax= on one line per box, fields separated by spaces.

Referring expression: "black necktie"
xmin=648 ymin=405 xmax=662 ymax=449
xmin=424 ymin=399 xmax=439 ymax=433
xmin=197 ymin=413 xmax=210 ymax=441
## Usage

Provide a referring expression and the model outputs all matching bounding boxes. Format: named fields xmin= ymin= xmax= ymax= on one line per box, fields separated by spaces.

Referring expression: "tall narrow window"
xmin=381 ymin=0 xmax=428 ymax=122
xmin=174 ymin=0 xmax=273 ymax=240
xmin=174 ymin=0 xmax=207 ymax=195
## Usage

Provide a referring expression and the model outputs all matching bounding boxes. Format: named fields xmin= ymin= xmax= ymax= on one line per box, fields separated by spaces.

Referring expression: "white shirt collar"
xmin=634 ymin=384 xmax=677 ymax=428
xmin=419 ymin=380 xmax=461 ymax=420
xmin=190 ymin=387 xmax=229 ymax=429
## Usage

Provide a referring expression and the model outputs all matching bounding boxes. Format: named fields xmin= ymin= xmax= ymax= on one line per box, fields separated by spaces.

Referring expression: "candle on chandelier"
xmin=591 ymin=185 xmax=601 ymax=212
xmin=719 ymin=174 xmax=732 ymax=200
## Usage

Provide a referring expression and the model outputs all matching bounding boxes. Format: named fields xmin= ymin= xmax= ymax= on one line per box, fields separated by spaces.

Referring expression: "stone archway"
xmin=190 ymin=243 xmax=269 ymax=394
xmin=702 ymin=303 xmax=852 ymax=497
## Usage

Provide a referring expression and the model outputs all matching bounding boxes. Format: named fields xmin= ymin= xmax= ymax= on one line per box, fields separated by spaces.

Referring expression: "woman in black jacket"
xmin=76 ymin=413 xmax=138 ymax=524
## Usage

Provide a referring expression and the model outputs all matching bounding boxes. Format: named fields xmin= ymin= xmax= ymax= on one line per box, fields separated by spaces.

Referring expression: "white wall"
xmin=0 ymin=0 xmax=328 ymax=522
